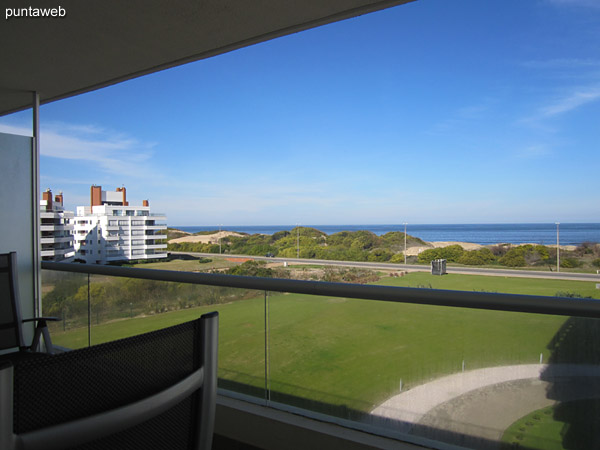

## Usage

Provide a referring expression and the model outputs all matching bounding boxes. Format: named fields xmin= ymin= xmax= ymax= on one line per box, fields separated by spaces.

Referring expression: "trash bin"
xmin=431 ymin=259 xmax=447 ymax=275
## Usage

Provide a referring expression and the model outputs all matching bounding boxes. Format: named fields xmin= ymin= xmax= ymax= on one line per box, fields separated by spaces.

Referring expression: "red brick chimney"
xmin=91 ymin=185 xmax=102 ymax=207
xmin=42 ymin=189 xmax=52 ymax=211
xmin=143 ymin=200 xmax=149 ymax=207
xmin=116 ymin=187 xmax=128 ymax=206
xmin=55 ymin=192 xmax=63 ymax=206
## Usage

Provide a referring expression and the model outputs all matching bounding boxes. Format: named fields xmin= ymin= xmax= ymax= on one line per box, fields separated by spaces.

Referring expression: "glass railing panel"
xmin=372 ymin=270 xmax=600 ymax=298
xmin=44 ymin=269 xmax=267 ymax=401
xmin=41 ymin=268 xmax=90 ymax=349
xmin=41 ymin=263 xmax=600 ymax=449
xmin=267 ymin=290 xmax=600 ymax=449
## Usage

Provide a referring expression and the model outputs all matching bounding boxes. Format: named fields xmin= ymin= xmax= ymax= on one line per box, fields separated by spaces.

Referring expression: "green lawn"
xmin=502 ymin=406 xmax=564 ymax=450
xmin=376 ymin=272 xmax=600 ymax=298
xmin=48 ymin=271 xmax=600 ymax=415
xmin=502 ymin=399 xmax=600 ymax=450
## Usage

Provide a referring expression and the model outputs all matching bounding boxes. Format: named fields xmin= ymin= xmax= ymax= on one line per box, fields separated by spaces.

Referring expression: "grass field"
xmin=501 ymin=399 xmax=600 ymax=450
xmin=376 ymin=272 xmax=600 ymax=298
xmin=501 ymin=406 xmax=564 ymax=450
xmin=48 ymin=271 xmax=600 ymax=416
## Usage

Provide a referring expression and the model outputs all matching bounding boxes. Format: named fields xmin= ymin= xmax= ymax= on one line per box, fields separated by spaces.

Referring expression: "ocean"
xmin=174 ymin=223 xmax=600 ymax=246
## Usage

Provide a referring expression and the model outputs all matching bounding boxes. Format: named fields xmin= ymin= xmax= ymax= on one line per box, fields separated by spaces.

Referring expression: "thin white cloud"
xmin=514 ymin=145 xmax=552 ymax=159
xmin=0 ymin=121 xmax=158 ymax=177
xmin=0 ymin=123 xmax=31 ymax=137
xmin=518 ymin=84 xmax=600 ymax=128
xmin=539 ymin=86 xmax=600 ymax=117
xmin=547 ymin=0 xmax=600 ymax=8
xmin=429 ymin=99 xmax=495 ymax=135
xmin=521 ymin=58 xmax=600 ymax=70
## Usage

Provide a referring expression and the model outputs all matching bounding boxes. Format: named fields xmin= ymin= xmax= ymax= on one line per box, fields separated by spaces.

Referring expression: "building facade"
xmin=40 ymin=189 xmax=75 ymax=261
xmin=73 ymin=186 xmax=168 ymax=264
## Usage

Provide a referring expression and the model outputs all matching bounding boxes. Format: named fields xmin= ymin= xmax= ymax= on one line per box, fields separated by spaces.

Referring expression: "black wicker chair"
xmin=0 ymin=252 xmax=58 ymax=359
xmin=0 ymin=313 xmax=218 ymax=450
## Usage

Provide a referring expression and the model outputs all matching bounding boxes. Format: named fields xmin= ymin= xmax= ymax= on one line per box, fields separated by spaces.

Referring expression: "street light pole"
xmin=403 ymin=223 xmax=407 ymax=264
xmin=297 ymin=223 xmax=300 ymax=258
xmin=219 ymin=224 xmax=222 ymax=254
xmin=556 ymin=222 xmax=560 ymax=273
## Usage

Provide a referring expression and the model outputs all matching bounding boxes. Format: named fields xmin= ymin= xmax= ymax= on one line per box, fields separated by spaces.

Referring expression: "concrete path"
xmin=370 ymin=364 xmax=600 ymax=448
xmin=372 ymin=365 xmax=550 ymax=425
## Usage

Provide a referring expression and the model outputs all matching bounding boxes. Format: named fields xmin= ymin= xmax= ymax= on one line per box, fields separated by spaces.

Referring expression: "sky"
xmin=1 ymin=0 xmax=599 ymax=226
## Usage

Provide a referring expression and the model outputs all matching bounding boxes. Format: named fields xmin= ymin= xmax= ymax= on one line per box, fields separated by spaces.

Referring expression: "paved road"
xmin=171 ymin=251 xmax=600 ymax=282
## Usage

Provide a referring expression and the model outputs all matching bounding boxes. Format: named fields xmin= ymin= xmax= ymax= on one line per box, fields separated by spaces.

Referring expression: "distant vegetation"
xmin=167 ymin=227 xmax=600 ymax=271
xmin=418 ymin=242 xmax=600 ymax=270
xmin=168 ymin=226 xmax=424 ymax=263
xmin=42 ymin=260 xmax=382 ymax=329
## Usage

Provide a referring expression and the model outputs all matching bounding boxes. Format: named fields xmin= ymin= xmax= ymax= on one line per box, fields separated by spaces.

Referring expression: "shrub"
xmin=441 ymin=245 xmax=465 ymax=262
xmin=390 ymin=253 xmax=405 ymax=263
xmin=418 ymin=248 xmax=443 ymax=264
xmin=321 ymin=267 xmax=379 ymax=284
xmin=560 ymin=258 xmax=581 ymax=268
xmin=575 ymin=242 xmax=597 ymax=256
xmin=499 ymin=245 xmax=549 ymax=267
xmin=499 ymin=248 xmax=526 ymax=267
xmin=592 ymin=258 xmax=600 ymax=268
xmin=417 ymin=245 xmax=465 ymax=263
xmin=489 ymin=244 xmax=510 ymax=257
xmin=555 ymin=291 xmax=592 ymax=299
xmin=458 ymin=248 xmax=496 ymax=265
xmin=226 ymin=261 xmax=273 ymax=277
xmin=367 ymin=248 xmax=394 ymax=262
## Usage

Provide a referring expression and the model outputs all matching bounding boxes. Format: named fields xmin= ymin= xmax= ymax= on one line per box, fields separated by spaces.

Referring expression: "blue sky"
xmin=1 ymin=0 xmax=599 ymax=226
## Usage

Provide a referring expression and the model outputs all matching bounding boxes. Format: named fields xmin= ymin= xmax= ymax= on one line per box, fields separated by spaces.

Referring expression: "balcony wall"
xmin=0 ymin=132 xmax=37 ymax=347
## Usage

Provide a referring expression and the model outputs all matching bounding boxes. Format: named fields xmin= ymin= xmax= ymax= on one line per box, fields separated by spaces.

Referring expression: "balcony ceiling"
xmin=0 ymin=0 xmax=413 ymax=117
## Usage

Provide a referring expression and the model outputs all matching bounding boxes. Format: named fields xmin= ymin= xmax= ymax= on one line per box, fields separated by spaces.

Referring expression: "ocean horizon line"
xmin=172 ymin=222 xmax=600 ymax=228
xmin=170 ymin=223 xmax=600 ymax=246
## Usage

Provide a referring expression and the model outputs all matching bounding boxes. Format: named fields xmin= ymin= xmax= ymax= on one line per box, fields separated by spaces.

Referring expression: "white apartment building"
xmin=73 ymin=185 xmax=168 ymax=264
xmin=40 ymin=189 xmax=75 ymax=261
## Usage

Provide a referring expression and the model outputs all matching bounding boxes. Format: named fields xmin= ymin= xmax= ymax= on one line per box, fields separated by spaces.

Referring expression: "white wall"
xmin=0 ymin=132 xmax=36 ymax=344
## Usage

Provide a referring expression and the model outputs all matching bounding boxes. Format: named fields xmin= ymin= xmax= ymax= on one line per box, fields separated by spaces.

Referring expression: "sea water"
xmin=174 ymin=223 xmax=600 ymax=246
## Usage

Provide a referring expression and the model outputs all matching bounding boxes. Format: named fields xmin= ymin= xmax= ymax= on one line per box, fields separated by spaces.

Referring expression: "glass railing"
xmin=41 ymin=262 xmax=600 ymax=450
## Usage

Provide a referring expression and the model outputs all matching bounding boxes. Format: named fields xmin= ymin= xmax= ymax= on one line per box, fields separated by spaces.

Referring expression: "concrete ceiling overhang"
xmin=0 ymin=0 xmax=414 ymax=116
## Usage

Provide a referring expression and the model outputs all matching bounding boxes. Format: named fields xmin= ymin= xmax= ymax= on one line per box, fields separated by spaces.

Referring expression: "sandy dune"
xmin=170 ymin=231 xmax=244 ymax=245
xmin=405 ymin=241 xmax=483 ymax=256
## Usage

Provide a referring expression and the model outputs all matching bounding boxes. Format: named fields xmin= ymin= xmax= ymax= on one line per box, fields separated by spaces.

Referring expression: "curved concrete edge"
xmin=370 ymin=364 xmax=600 ymax=425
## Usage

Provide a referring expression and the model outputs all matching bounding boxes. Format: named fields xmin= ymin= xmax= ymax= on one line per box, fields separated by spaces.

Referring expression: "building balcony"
xmin=41 ymin=248 xmax=75 ymax=258
xmin=146 ymin=233 xmax=167 ymax=240
xmin=40 ymin=224 xmax=72 ymax=232
xmin=40 ymin=261 xmax=600 ymax=450
xmin=144 ymin=224 xmax=167 ymax=230
xmin=41 ymin=236 xmax=74 ymax=244
xmin=143 ymin=243 xmax=168 ymax=250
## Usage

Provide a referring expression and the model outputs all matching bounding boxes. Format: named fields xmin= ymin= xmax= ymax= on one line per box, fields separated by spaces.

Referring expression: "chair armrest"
xmin=22 ymin=317 xmax=60 ymax=323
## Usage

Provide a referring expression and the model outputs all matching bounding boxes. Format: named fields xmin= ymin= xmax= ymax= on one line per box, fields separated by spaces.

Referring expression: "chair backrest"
xmin=1 ymin=312 xmax=218 ymax=450
xmin=0 ymin=252 xmax=25 ymax=352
